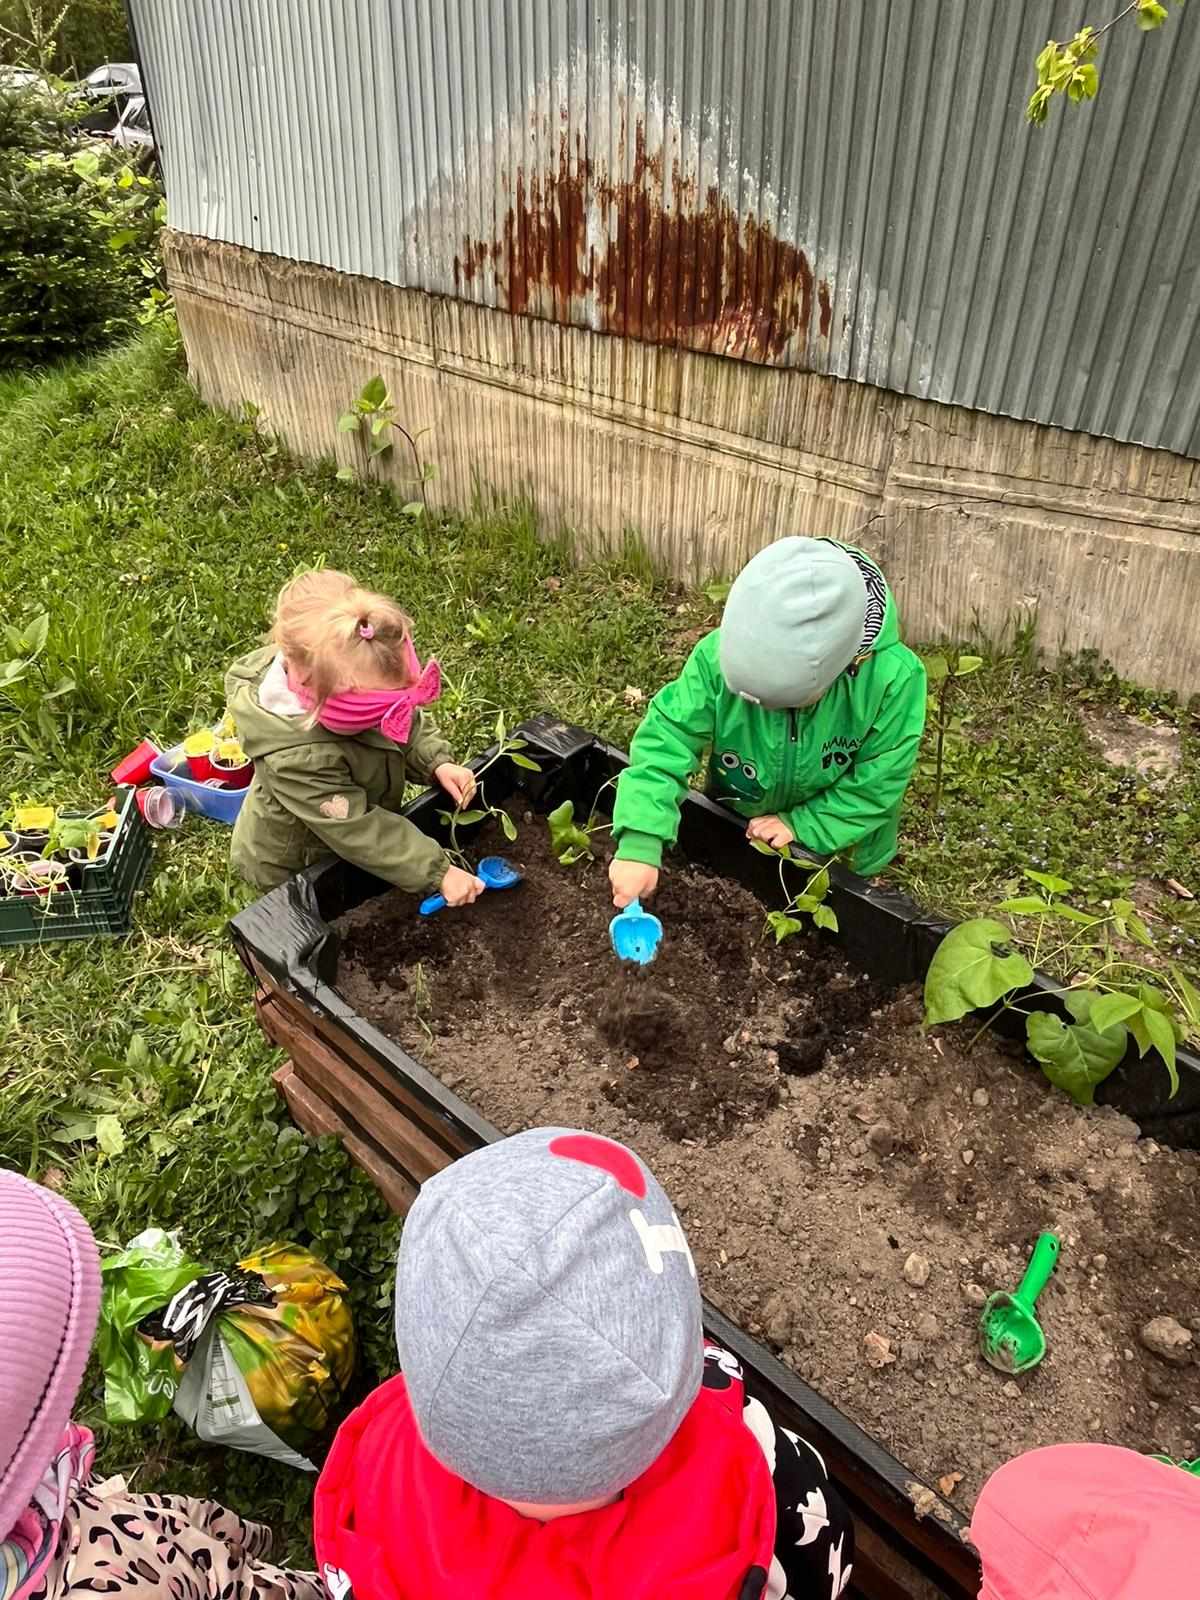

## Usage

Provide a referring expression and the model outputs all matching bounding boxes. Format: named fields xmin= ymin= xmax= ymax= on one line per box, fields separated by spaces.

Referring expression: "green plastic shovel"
xmin=979 ymin=1232 xmax=1060 ymax=1375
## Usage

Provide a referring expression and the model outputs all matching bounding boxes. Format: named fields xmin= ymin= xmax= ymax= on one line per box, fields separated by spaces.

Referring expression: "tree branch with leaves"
xmin=1028 ymin=0 xmax=1182 ymax=124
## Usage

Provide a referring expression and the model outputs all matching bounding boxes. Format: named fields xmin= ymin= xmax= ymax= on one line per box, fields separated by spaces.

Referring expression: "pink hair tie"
xmin=358 ymin=622 xmax=375 ymax=640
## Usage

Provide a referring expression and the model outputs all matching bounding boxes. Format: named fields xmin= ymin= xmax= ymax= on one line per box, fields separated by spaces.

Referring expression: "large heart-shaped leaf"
xmin=1026 ymin=993 xmax=1128 ymax=1106
xmin=924 ymin=919 xmax=1034 ymax=1027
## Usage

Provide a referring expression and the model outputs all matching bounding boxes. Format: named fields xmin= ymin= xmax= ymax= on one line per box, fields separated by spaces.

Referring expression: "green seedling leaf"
xmin=370 ymin=413 xmax=390 ymax=436
xmin=803 ymin=866 xmax=831 ymax=901
xmin=997 ymin=896 xmax=1053 ymax=916
xmin=547 ymin=800 xmax=594 ymax=863
xmin=509 ymin=753 xmax=542 ymax=771
xmin=494 ymin=711 xmax=507 ymax=744
xmin=335 ymin=466 xmax=356 ymax=482
xmin=923 ymin=652 xmax=949 ymax=684
xmin=337 ymin=412 xmax=359 ymax=432
xmin=1026 ymin=1010 xmax=1126 ymax=1106
xmin=499 ymin=811 xmax=518 ymax=842
xmin=1025 ymin=870 xmax=1073 ymax=894
xmin=400 ymin=501 xmax=424 ymax=516
xmin=924 ymin=918 xmax=1034 ymax=1027
xmin=95 ymin=1114 xmax=126 ymax=1156
xmin=1087 ymin=992 xmax=1144 ymax=1035
xmin=361 ymin=374 xmax=388 ymax=408
xmin=703 ymin=579 xmax=732 ymax=606
xmin=767 ymin=912 xmax=804 ymax=944
xmin=813 ymin=904 xmax=839 ymax=933
xmin=1136 ymin=0 xmax=1169 ymax=27
xmin=749 ymin=837 xmax=785 ymax=858
xmin=1141 ymin=1004 xmax=1180 ymax=1098
xmin=450 ymin=809 xmax=487 ymax=827
xmin=955 ymin=655 xmax=984 ymax=676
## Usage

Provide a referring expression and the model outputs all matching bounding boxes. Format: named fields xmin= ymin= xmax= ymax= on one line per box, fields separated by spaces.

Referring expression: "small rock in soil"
xmin=961 ymin=1149 xmax=975 ymax=1166
xmin=916 ymin=1313 xmax=940 ymax=1342
xmin=1003 ymin=1382 xmax=1022 ymax=1401
xmin=962 ymin=1282 xmax=988 ymax=1307
xmin=903 ymin=1252 xmax=932 ymax=1288
xmin=864 ymin=1331 xmax=896 ymax=1368
xmin=1140 ymin=1316 xmax=1195 ymax=1366
xmin=971 ymin=1089 xmax=990 ymax=1108
xmin=867 ymin=1122 xmax=896 ymax=1157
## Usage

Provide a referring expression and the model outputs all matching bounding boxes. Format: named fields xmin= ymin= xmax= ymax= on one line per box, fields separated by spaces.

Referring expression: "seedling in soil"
xmin=336 ymin=375 xmax=438 ymax=520
xmin=923 ymin=868 xmax=1199 ymax=1105
xmin=750 ymin=840 xmax=839 ymax=942
xmin=436 ymin=712 xmax=541 ymax=867
xmin=546 ymin=785 xmax=615 ymax=867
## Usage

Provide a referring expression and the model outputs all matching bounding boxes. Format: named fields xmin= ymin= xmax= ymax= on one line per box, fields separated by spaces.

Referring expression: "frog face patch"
xmin=714 ymin=748 xmax=766 ymax=803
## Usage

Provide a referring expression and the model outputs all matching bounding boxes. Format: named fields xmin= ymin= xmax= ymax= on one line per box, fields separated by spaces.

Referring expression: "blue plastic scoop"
xmin=609 ymin=898 xmax=663 ymax=965
xmin=419 ymin=855 xmax=522 ymax=917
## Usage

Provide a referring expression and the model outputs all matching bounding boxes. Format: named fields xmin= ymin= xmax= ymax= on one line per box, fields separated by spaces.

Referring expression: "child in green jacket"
xmin=610 ymin=538 xmax=926 ymax=907
xmin=227 ymin=570 xmax=484 ymax=905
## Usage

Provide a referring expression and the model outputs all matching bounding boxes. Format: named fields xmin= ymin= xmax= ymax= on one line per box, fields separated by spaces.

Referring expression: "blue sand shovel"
xmin=609 ymin=898 xmax=663 ymax=965
xmin=419 ymin=855 xmax=522 ymax=917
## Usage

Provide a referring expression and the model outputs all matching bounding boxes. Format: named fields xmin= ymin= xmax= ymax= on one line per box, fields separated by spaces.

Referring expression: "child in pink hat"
xmin=0 ymin=1170 xmax=321 ymax=1600
xmin=971 ymin=1441 xmax=1200 ymax=1596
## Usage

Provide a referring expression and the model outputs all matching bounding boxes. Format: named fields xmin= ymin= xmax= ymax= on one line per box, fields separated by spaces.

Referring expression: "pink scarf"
xmin=291 ymin=637 xmax=442 ymax=746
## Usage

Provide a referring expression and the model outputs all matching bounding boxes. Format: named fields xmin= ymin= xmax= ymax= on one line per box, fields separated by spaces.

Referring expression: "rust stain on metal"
xmin=453 ymin=124 xmax=826 ymax=365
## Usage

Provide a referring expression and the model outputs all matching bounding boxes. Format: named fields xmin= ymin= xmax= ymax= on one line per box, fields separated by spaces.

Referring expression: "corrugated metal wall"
xmin=133 ymin=0 xmax=1200 ymax=457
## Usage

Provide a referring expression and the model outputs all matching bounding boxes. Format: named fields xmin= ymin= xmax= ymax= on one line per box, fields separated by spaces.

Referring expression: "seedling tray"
xmin=231 ymin=717 xmax=1200 ymax=1600
xmin=0 ymin=787 xmax=151 ymax=945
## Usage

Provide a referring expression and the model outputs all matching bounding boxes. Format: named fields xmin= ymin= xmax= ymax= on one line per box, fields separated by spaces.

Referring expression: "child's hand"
xmin=610 ymin=859 xmax=659 ymax=908
xmin=746 ymin=815 xmax=795 ymax=851
xmin=440 ymin=865 xmax=486 ymax=906
xmin=435 ymin=763 xmax=478 ymax=807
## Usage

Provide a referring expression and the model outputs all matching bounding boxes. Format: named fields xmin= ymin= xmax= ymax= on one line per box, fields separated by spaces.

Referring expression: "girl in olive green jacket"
xmin=227 ymin=570 xmax=483 ymax=905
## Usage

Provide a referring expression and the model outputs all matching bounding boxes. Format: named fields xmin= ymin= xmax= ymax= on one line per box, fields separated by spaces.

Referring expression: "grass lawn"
xmin=2 ymin=323 xmax=1197 ymax=1559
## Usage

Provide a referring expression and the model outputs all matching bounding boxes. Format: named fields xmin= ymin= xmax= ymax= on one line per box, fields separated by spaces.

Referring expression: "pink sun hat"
xmin=0 ymin=1171 xmax=101 ymax=1540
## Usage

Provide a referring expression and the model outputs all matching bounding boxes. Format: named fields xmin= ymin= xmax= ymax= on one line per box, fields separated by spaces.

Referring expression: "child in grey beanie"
xmin=314 ymin=1127 xmax=854 ymax=1600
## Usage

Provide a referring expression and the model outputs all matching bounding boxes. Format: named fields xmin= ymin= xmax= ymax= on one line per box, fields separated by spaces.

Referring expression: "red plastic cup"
xmin=187 ymin=752 xmax=217 ymax=782
xmin=210 ymin=757 xmax=253 ymax=790
xmin=111 ymin=739 xmax=161 ymax=787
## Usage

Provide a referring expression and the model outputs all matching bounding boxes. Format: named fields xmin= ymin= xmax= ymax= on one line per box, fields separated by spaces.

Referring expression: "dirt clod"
xmin=867 ymin=1122 xmax=897 ymax=1157
xmin=903 ymin=1252 xmax=932 ymax=1288
xmin=1140 ymin=1317 xmax=1195 ymax=1366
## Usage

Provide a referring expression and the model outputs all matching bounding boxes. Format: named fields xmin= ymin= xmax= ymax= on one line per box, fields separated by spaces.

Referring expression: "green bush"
xmin=0 ymin=85 xmax=164 ymax=363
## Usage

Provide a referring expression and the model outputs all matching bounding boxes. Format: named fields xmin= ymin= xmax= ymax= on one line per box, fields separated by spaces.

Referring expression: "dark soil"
xmin=334 ymin=812 xmax=1200 ymax=1514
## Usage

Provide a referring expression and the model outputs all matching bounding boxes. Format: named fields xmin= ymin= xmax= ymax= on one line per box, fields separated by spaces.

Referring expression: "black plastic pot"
xmin=231 ymin=716 xmax=1200 ymax=1600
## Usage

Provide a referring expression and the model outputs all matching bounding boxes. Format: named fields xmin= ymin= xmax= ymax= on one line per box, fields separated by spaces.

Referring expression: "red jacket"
xmin=314 ymin=1366 xmax=776 ymax=1600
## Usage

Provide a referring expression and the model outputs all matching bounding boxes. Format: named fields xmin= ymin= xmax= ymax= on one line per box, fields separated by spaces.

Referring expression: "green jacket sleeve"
xmin=404 ymin=710 xmax=454 ymax=785
xmin=260 ymin=750 xmax=449 ymax=894
xmin=783 ymin=658 xmax=927 ymax=859
xmin=611 ymin=636 xmax=719 ymax=868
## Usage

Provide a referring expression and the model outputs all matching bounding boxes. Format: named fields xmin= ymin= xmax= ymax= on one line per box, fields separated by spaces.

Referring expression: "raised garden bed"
xmin=231 ymin=717 xmax=1200 ymax=1600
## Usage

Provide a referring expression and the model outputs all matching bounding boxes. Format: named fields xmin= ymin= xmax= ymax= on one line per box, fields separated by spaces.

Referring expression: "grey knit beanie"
xmin=394 ymin=1128 xmax=702 ymax=1505
xmin=720 ymin=537 xmax=869 ymax=708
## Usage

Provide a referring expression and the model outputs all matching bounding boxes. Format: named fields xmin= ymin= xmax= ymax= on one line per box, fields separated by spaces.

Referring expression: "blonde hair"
xmin=271 ymin=569 xmax=415 ymax=707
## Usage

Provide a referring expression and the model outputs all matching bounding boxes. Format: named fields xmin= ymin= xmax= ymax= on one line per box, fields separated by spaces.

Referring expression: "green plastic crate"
xmin=0 ymin=788 xmax=152 ymax=946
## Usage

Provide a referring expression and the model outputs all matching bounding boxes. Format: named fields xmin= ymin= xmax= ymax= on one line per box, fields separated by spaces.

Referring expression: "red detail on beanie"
xmin=549 ymin=1134 xmax=647 ymax=1198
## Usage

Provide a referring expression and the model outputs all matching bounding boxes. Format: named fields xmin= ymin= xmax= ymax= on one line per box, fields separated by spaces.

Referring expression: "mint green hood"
xmin=612 ymin=545 xmax=925 ymax=877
